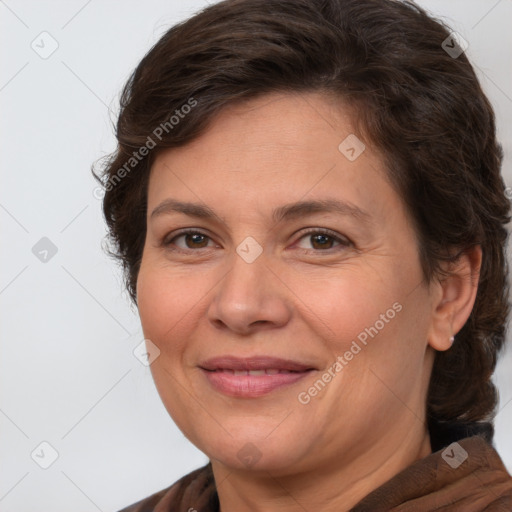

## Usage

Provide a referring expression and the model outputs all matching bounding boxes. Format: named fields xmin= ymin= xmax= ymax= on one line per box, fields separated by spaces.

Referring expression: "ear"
xmin=427 ymin=245 xmax=482 ymax=351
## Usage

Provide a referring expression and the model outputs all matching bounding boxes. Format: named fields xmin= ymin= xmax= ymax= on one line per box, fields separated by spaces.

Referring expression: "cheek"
xmin=136 ymin=264 xmax=203 ymax=429
xmin=297 ymin=265 xmax=426 ymax=400
xmin=286 ymin=265 xmax=404 ymax=352
xmin=137 ymin=267 xmax=189 ymax=360
xmin=136 ymin=264 xmax=194 ymax=346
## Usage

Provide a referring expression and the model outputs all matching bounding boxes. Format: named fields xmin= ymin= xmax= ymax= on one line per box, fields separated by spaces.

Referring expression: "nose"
xmin=207 ymin=249 xmax=291 ymax=336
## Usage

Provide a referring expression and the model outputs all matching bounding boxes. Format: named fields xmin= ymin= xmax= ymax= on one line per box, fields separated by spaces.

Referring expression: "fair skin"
xmin=136 ymin=92 xmax=481 ymax=511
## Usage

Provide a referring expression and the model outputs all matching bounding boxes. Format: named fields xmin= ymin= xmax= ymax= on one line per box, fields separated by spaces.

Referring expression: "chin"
xmin=196 ymin=425 xmax=312 ymax=474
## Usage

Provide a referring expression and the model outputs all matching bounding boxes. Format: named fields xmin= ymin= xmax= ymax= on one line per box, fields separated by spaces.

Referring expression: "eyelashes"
xmin=162 ymin=227 xmax=352 ymax=254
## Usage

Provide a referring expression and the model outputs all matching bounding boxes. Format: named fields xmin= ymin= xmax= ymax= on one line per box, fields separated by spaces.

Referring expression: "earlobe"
xmin=428 ymin=306 xmax=455 ymax=352
xmin=427 ymin=245 xmax=482 ymax=352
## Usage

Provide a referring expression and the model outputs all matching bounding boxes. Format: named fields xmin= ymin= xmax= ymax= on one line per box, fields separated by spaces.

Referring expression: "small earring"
xmin=449 ymin=335 xmax=455 ymax=346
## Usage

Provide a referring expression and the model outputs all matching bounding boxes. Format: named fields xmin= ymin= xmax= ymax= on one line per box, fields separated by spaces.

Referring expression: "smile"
xmin=210 ymin=368 xmax=301 ymax=375
xmin=200 ymin=367 xmax=315 ymax=397
xmin=198 ymin=355 xmax=317 ymax=397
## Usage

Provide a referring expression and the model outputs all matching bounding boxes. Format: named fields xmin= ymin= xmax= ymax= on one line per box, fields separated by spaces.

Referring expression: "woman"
xmin=93 ymin=0 xmax=512 ymax=509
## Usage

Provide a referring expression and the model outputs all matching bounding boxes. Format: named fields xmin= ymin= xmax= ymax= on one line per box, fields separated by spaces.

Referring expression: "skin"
xmin=136 ymin=91 xmax=481 ymax=511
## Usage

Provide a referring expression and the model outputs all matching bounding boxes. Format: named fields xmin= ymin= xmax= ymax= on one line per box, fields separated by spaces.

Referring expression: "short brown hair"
xmin=92 ymin=0 xmax=511 ymax=437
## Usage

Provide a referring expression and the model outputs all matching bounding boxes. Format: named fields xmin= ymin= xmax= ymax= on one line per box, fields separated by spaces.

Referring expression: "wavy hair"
xmin=93 ymin=0 xmax=511 ymax=436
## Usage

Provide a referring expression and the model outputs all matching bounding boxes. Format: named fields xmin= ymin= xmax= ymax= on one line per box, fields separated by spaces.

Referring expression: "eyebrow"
xmin=150 ymin=198 xmax=373 ymax=226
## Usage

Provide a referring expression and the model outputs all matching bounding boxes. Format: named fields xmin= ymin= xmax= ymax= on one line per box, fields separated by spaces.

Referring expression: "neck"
xmin=211 ymin=424 xmax=432 ymax=512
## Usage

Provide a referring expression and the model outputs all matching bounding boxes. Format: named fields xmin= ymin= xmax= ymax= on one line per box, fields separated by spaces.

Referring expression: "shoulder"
xmin=117 ymin=462 xmax=218 ymax=512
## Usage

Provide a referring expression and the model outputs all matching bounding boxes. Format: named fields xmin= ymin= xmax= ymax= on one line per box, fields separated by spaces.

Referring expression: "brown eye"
xmin=295 ymin=229 xmax=351 ymax=252
xmin=181 ymin=232 xmax=210 ymax=249
xmin=310 ymin=233 xmax=335 ymax=250
xmin=164 ymin=230 xmax=214 ymax=251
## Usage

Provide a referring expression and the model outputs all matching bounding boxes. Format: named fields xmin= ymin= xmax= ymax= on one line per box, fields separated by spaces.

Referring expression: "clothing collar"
xmin=121 ymin=432 xmax=512 ymax=511
xmin=350 ymin=435 xmax=512 ymax=510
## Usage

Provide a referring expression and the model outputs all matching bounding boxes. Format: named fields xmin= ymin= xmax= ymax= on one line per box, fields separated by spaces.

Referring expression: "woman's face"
xmin=136 ymin=92 xmax=438 ymax=475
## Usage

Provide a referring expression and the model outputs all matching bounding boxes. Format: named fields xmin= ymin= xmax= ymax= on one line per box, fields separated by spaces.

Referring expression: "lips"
xmin=212 ymin=368 xmax=297 ymax=376
xmin=199 ymin=356 xmax=316 ymax=398
xmin=199 ymin=355 xmax=316 ymax=372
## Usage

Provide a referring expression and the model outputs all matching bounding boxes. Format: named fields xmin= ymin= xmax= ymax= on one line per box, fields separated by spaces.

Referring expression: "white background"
xmin=1 ymin=1 xmax=511 ymax=510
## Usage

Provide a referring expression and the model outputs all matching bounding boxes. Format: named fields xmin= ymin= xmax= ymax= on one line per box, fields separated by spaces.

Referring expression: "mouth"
xmin=198 ymin=356 xmax=316 ymax=397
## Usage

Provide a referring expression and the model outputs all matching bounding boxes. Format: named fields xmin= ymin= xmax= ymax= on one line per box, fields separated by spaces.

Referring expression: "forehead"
xmin=147 ymin=91 xmax=404 ymax=229
xmin=157 ymin=92 xmax=359 ymax=160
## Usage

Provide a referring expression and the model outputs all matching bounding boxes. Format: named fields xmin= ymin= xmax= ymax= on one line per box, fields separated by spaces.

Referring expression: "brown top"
xmin=118 ymin=435 xmax=512 ymax=511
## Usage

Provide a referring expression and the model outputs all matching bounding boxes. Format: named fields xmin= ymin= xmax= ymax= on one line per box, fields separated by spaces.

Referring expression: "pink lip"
xmin=199 ymin=355 xmax=315 ymax=372
xmin=199 ymin=356 xmax=316 ymax=398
